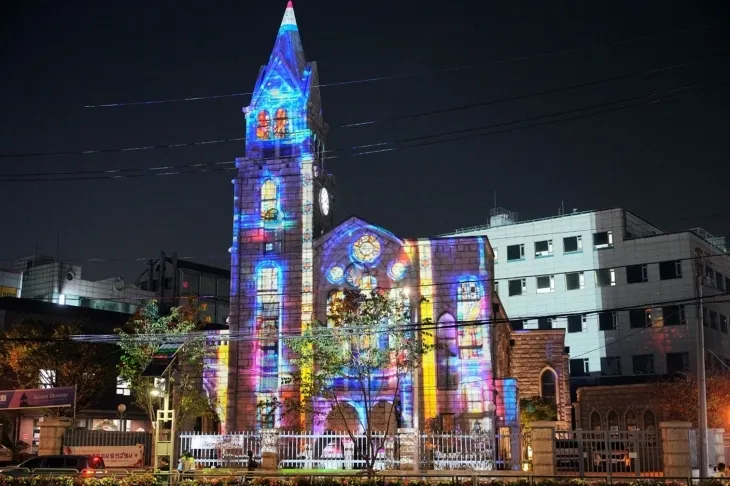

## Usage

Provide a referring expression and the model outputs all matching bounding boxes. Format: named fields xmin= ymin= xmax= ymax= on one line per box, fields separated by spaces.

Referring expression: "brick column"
xmin=529 ymin=421 xmax=557 ymax=476
xmin=660 ymin=421 xmax=692 ymax=478
xmin=260 ymin=428 xmax=279 ymax=469
xmin=397 ymin=428 xmax=418 ymax=471
xmin=39 ymin=418 xmax=72 ymax=456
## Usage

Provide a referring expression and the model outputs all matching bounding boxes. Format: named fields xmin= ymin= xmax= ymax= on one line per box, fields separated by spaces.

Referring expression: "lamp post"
xmin=117 ymin=404 xmax=127 ymax=432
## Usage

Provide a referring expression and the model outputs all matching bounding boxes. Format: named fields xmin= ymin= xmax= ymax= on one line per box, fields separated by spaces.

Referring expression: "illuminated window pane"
xmin=259 ymin=320 xmax=278 ymax=349
xmin=464 ymin=384 xmax=484 ymax=414
xmin=274 ymin=108 xmax=289 ymax=139
xmin=457 ymin=280 xmax=483 ymax=359
xmin=256 ymin=110 xmax=271 ymax=140
xmin=261 ymin=179 xmax=278 ymax=221
xmin=257 ymin=267 xmax=278 ymax=292
xmin=39 ymin=369 xmax=56 ymax=389
xmin=117 ymin=377 xmax=131 ymax=396
xmin=352 ymin=234 xmax=381 ymax=263
xmin=345 ymin=264 xmax=363 ymax=288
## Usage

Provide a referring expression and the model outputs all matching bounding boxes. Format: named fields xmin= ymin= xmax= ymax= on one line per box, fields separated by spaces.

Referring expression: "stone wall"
xmin=574 ymin=383 xmax=664 ymax=430
xmin=509 ymin=330 xmax=571 ymax=423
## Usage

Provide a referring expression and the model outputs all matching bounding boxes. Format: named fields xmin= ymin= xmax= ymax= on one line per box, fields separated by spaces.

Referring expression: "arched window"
xmin=607 ymin=410 xmax=619 ymax=431
xmin=625 ymin=410 xmax=638 ymax=431
xmin=260 ymin=179 xmax=278 ymax=221
xmin=256 ymin=264 xmax=280 ymax=396
xmin=590 ymin=411 xmax=602 ymax=430
xmin=274 ymin=108 xmax=289 ymax=139
xmin=540 ymin=369 xmax=557 ymax=405
xmin=256 ymin=110 xmax=271 ymax=140
xmin=457 ymin=280 xmax=483 ymax=359
xmin=437 ymin=313 xmax=459 ymax=390
xmin=643 ymin=409 xmax=656 ymax=431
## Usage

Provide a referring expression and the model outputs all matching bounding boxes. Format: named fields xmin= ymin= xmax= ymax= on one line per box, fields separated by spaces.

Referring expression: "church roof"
xmin=267 ymin=2 xmax=307 ymax=79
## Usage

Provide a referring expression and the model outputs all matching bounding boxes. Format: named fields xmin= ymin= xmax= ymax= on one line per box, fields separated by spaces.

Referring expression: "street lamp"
xmin=117 ymin=404 xmax=127 ymax=432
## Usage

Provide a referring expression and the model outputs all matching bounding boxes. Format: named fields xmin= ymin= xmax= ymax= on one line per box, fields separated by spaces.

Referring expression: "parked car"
xmin=0 ymin=455 xmax=105 ymax=477
xmin=0 ymin=445 xmax=12 ymax=466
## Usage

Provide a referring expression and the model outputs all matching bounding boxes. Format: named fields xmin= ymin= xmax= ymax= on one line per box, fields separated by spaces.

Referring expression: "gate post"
xmin=530 ymin=421 xmax=557 ymax=476
xmin=659 ymin=421 xmax=692 ymax=478
xmin=261 ymin=428 xmax=280 ymax=469
xmin=39 ymin=418 xmax=72 ymax=456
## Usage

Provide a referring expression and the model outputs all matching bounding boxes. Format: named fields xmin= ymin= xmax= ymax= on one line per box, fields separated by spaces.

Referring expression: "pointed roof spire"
xmin=280 ymin=1 xmax=297 ymax=32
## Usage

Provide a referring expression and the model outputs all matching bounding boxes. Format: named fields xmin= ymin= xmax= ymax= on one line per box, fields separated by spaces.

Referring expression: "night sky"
xmin=1 ymin=1 xmax=728 ymax=281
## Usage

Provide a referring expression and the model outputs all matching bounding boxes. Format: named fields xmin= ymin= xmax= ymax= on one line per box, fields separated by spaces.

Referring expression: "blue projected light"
xmin=388 ymin=260 xmax=407 ymax=281
xmin=327 ymin=265 xmax=345 ymax=284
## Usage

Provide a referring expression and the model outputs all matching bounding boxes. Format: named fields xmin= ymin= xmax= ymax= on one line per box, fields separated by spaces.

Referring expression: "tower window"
xmin=274 ymin=108 xmax=289 ymax=139
xmin=256 ymin=110 xmax=271 ymax=140
xmin=261 ymin=179 xmax=279 ymax=221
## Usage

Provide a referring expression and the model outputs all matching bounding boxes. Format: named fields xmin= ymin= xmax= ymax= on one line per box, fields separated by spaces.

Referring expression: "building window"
xmin=261 ymin=179 xmax=279 ymax=221
xmin=493 ymin=248 xmax=498 ymax=263
xmin=599 ymin=311 xmax=618 ymax=331
xmin=567 ymin=314 xmax=586 ymax=333
xmin=625 ymin=410 xmax=638 ymax=431
xmin=721 ymin=315 xmax=728 ymax=334
xmin=563 ymin=235 xmax=583 ymax=253
xmin=667 ymin=352 xmax=689 ymax=373
xmin=540 ymin=369 xmax=557 ymax=405
xmin=569 ymin=358 xmax=589 ymax=377
xmin=457 ymin=281 xmax=483 ymax=359
xmin=538 ymin=317 xmax=553 ymax=330
xmin=117 ymin=377 xmax=131 ymax=396
xmin=710 ymin=310 xmax=719 ymax=330
xmin=510 ymin=320 xmax=524 ymax=331
xmin=716 ymin=272 xmax=725 ymax=292
xmin=590 ymin=411 xmax=602 ymax=430
xmin=566 ymin=272 xmax=585 ymax=291
xmin=39 ymin=369 xmax=56 ymax=389
xmin=437 ymin=314 xmax=459 ymax=390
xmin=506 ymin=244 xmax=525 ymax=261
xmin=626 ymin=264 xmax=648 ymax=284
xmin=633 ymin=354 xmax=655 ymax=375
xmin=644 ymin=410 xmax=656 ymax=431
xmin=629 ymin=308 xmax=652 ymax=328
xmin=659 ymin=260 xmax=682 ymax=280
xmin=464 ymin=384 xmax=484 ymax=414
xmin=535 ymin=240 xmax=553 ymax=258
xmin=662 ymin=305 xmax=686 ymax=326
xmin=494 ymin=281 xmax=499 ymax=295
xmin=508 ymin=278 xmax=526 ymax=296
xmin=601 ymin=356 xmax=622 ymax=376
xmin=256 ymin=110 xmax=271 ymax=140
xmin=593 ymin=231 xmax=613 ymax=249
xmin=607 ymin=410 xmax=619 ymax=431
xmin=596 ymin=268 xmax=616 ymax=287
xmin=264 ymin=229 xmax=283 ymax=254
xmin=273 ymin=108 xmax=289 ymax=139
xmin=536 ymin=275 xmax=555 ymax=294
xmin=181 ymin=271 xmax=200 ymax=295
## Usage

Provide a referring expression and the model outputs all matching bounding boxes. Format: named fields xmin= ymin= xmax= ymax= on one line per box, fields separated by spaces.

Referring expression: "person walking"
xmin=244 ymin=450 xmax=258 ymax=483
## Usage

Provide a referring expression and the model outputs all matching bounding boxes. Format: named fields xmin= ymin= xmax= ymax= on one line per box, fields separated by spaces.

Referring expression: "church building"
xmin=225 ymin=2 xmax=565 ymax=435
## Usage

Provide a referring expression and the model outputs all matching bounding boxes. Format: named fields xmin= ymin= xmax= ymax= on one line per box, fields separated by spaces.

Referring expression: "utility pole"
xmin=695 ymin=247 xmax=709 ymax=476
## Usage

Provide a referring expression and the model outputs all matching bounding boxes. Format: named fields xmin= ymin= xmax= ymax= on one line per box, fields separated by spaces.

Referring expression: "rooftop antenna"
xmin=494 ymin=190 xmax=497 ymax=210
xmin=561 ymin=199 xmax=565 ymax=216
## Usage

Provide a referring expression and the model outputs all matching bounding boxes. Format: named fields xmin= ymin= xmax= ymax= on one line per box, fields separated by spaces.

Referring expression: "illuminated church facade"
xmin=225 ymin=2 xmax=524 ymax=434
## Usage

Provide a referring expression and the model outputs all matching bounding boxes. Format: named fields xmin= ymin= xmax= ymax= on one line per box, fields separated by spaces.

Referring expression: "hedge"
xmin=0 ymin=477 xmax=727 ymax=486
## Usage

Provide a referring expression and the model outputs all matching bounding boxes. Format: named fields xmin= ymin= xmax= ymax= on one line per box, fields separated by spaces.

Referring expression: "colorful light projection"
xmin=417 ymin=239 xmax=437 ymax=421
xmin=352 ymin=234 xmax=381 ymax=264
xmin=255 ymin=261 xmax=283 ymax=427
xmin=456 ymin=279 xmax=484 ymax=359
xmin=202 ymin=330 xmax=229 ymax=433
xmin=300 ymin=154 xmax=315 ymax=426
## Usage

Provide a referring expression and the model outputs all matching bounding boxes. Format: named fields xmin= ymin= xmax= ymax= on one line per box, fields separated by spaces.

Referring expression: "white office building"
xmin=443 ymin=207 xmax=730 ymax=380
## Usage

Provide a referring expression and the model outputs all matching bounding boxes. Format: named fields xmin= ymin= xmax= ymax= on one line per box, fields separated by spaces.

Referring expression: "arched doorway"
xmin=325 ymin=402 xmax=361 ymax=433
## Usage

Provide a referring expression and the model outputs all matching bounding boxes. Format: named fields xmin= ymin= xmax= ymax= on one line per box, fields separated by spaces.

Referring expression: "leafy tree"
xmin=519 ymin=395 xmax=558 ymax=432
xmin=116 ymin=300 xmax=215 ymax=429
xmin=652 ymin=373 xmax=730 ymax=428
xmin=0 ymin=320 xmax=118 ymax=416
xmin=267 ymin=288 xmax=430 ymax=471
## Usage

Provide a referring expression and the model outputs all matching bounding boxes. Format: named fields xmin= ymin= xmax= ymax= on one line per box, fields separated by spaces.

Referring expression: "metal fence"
xmin=554 ymin=430 xmax=662 ymax=477
xmin=278 ymin=431 xmax=393 ymax=470
xmin=179 ymin=431 xmax=260 ymax=468
xmin=62 ymin=429 xmax=153 ymax=466
xmin=420 ymin=432 xmax=521 ymax=471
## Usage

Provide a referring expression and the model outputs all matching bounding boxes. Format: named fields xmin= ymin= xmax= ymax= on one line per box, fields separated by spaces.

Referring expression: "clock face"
xmin=319 ymin=187 xmax=330 ymax=216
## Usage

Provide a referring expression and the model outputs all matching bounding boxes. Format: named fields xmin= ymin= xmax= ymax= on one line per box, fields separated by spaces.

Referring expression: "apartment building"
xmin=443 ymin=207 xmax=730 ymax=381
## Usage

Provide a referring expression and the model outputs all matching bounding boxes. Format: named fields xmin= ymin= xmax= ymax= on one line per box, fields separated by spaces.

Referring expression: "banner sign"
xmin=0 ymin=386 xmax=75 ymax=410
xmin=63 ymin=445 xmax=145 ymax=468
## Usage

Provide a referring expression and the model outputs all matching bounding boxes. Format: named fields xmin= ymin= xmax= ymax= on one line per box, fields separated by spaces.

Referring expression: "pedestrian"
xmin=245 ymin=450 xmax=258 ymax=483
xmin=715 ymin=463 xmax=726 ymax=478
xmin=177 ymin=451 xmax=196 ymax=480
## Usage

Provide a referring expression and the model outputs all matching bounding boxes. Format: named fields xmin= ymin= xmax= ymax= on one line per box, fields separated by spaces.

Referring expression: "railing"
xmin=179 ymin=431 xmax=261 ymax=468
xmin=420 ymin=432 xmax=521 ymax=471
xmin=277 ymin=431 xmax=393 ymax=470
xmin=554 ymin=430 xmax=662 ymax=477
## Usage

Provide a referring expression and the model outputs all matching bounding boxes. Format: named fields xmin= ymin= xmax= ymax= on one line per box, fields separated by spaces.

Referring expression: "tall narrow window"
xmin=607 ymin=410 xmax=619 ymax=431
xmin=643 ymin=410 xmax=656 ymax=431
xmin=274 ymin=108 xmax=289 ymax=139
xmin=457 ymin=281 xmax=483 ymax=359
xmin=256 ymin=265 xmax=280 ymax=397
xmin=464 ymin=383 xmax=484 ymax=414
xmin=540 ymin=369 xmax=557 ymax=405
xmin=261 ymin=179 xmax=278 ymax=221
xmin=625 ymin=410 xmax=638 ymax=431
xmin=590 ymin=411 xmax=602 ymax=430
xmin=437 ymin=314 xmax=459 ymax=390
xmin=256 ymin=110 xmax=271 ymax=140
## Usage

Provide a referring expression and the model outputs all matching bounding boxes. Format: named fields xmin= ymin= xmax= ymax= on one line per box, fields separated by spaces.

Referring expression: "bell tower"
xmin=227 ymin=1 xmax=333 ymax=431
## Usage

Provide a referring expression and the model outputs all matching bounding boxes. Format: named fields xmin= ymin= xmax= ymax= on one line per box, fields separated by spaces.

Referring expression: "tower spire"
xmin=280 ymin=1 xmax=297 ymax=32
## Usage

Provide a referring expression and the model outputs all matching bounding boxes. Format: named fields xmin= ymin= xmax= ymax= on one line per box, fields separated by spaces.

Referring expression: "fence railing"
xmin=278 ymin=431 xmax=393 ymax=470
xmin=179 ymin=431 xmax=261 ymax=468
xmin=554 ymin=430 xmax=662 ymax=477
xmin=419 ymin=432 xmax=522 ymax=471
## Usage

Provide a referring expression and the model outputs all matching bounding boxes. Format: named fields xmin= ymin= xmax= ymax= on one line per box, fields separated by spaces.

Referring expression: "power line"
xmin=5 ymin=52 xmax=725 ymax=161
xmin=80 ymin=24 xmax=715 ymax=109
xmin=1 ymin=80 xmax=725 ymax=182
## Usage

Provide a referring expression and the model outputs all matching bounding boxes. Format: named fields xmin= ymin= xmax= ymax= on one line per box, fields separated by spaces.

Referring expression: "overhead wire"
xmin=80 ymin=24 xmax=715 ymax=109
xmin=1 ymin=79 xmax=726 ymax=182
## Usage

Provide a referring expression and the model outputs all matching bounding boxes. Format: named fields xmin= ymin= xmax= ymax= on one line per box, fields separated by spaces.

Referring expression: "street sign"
xmin=0 ymin=387 xmax=76 ymax=410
